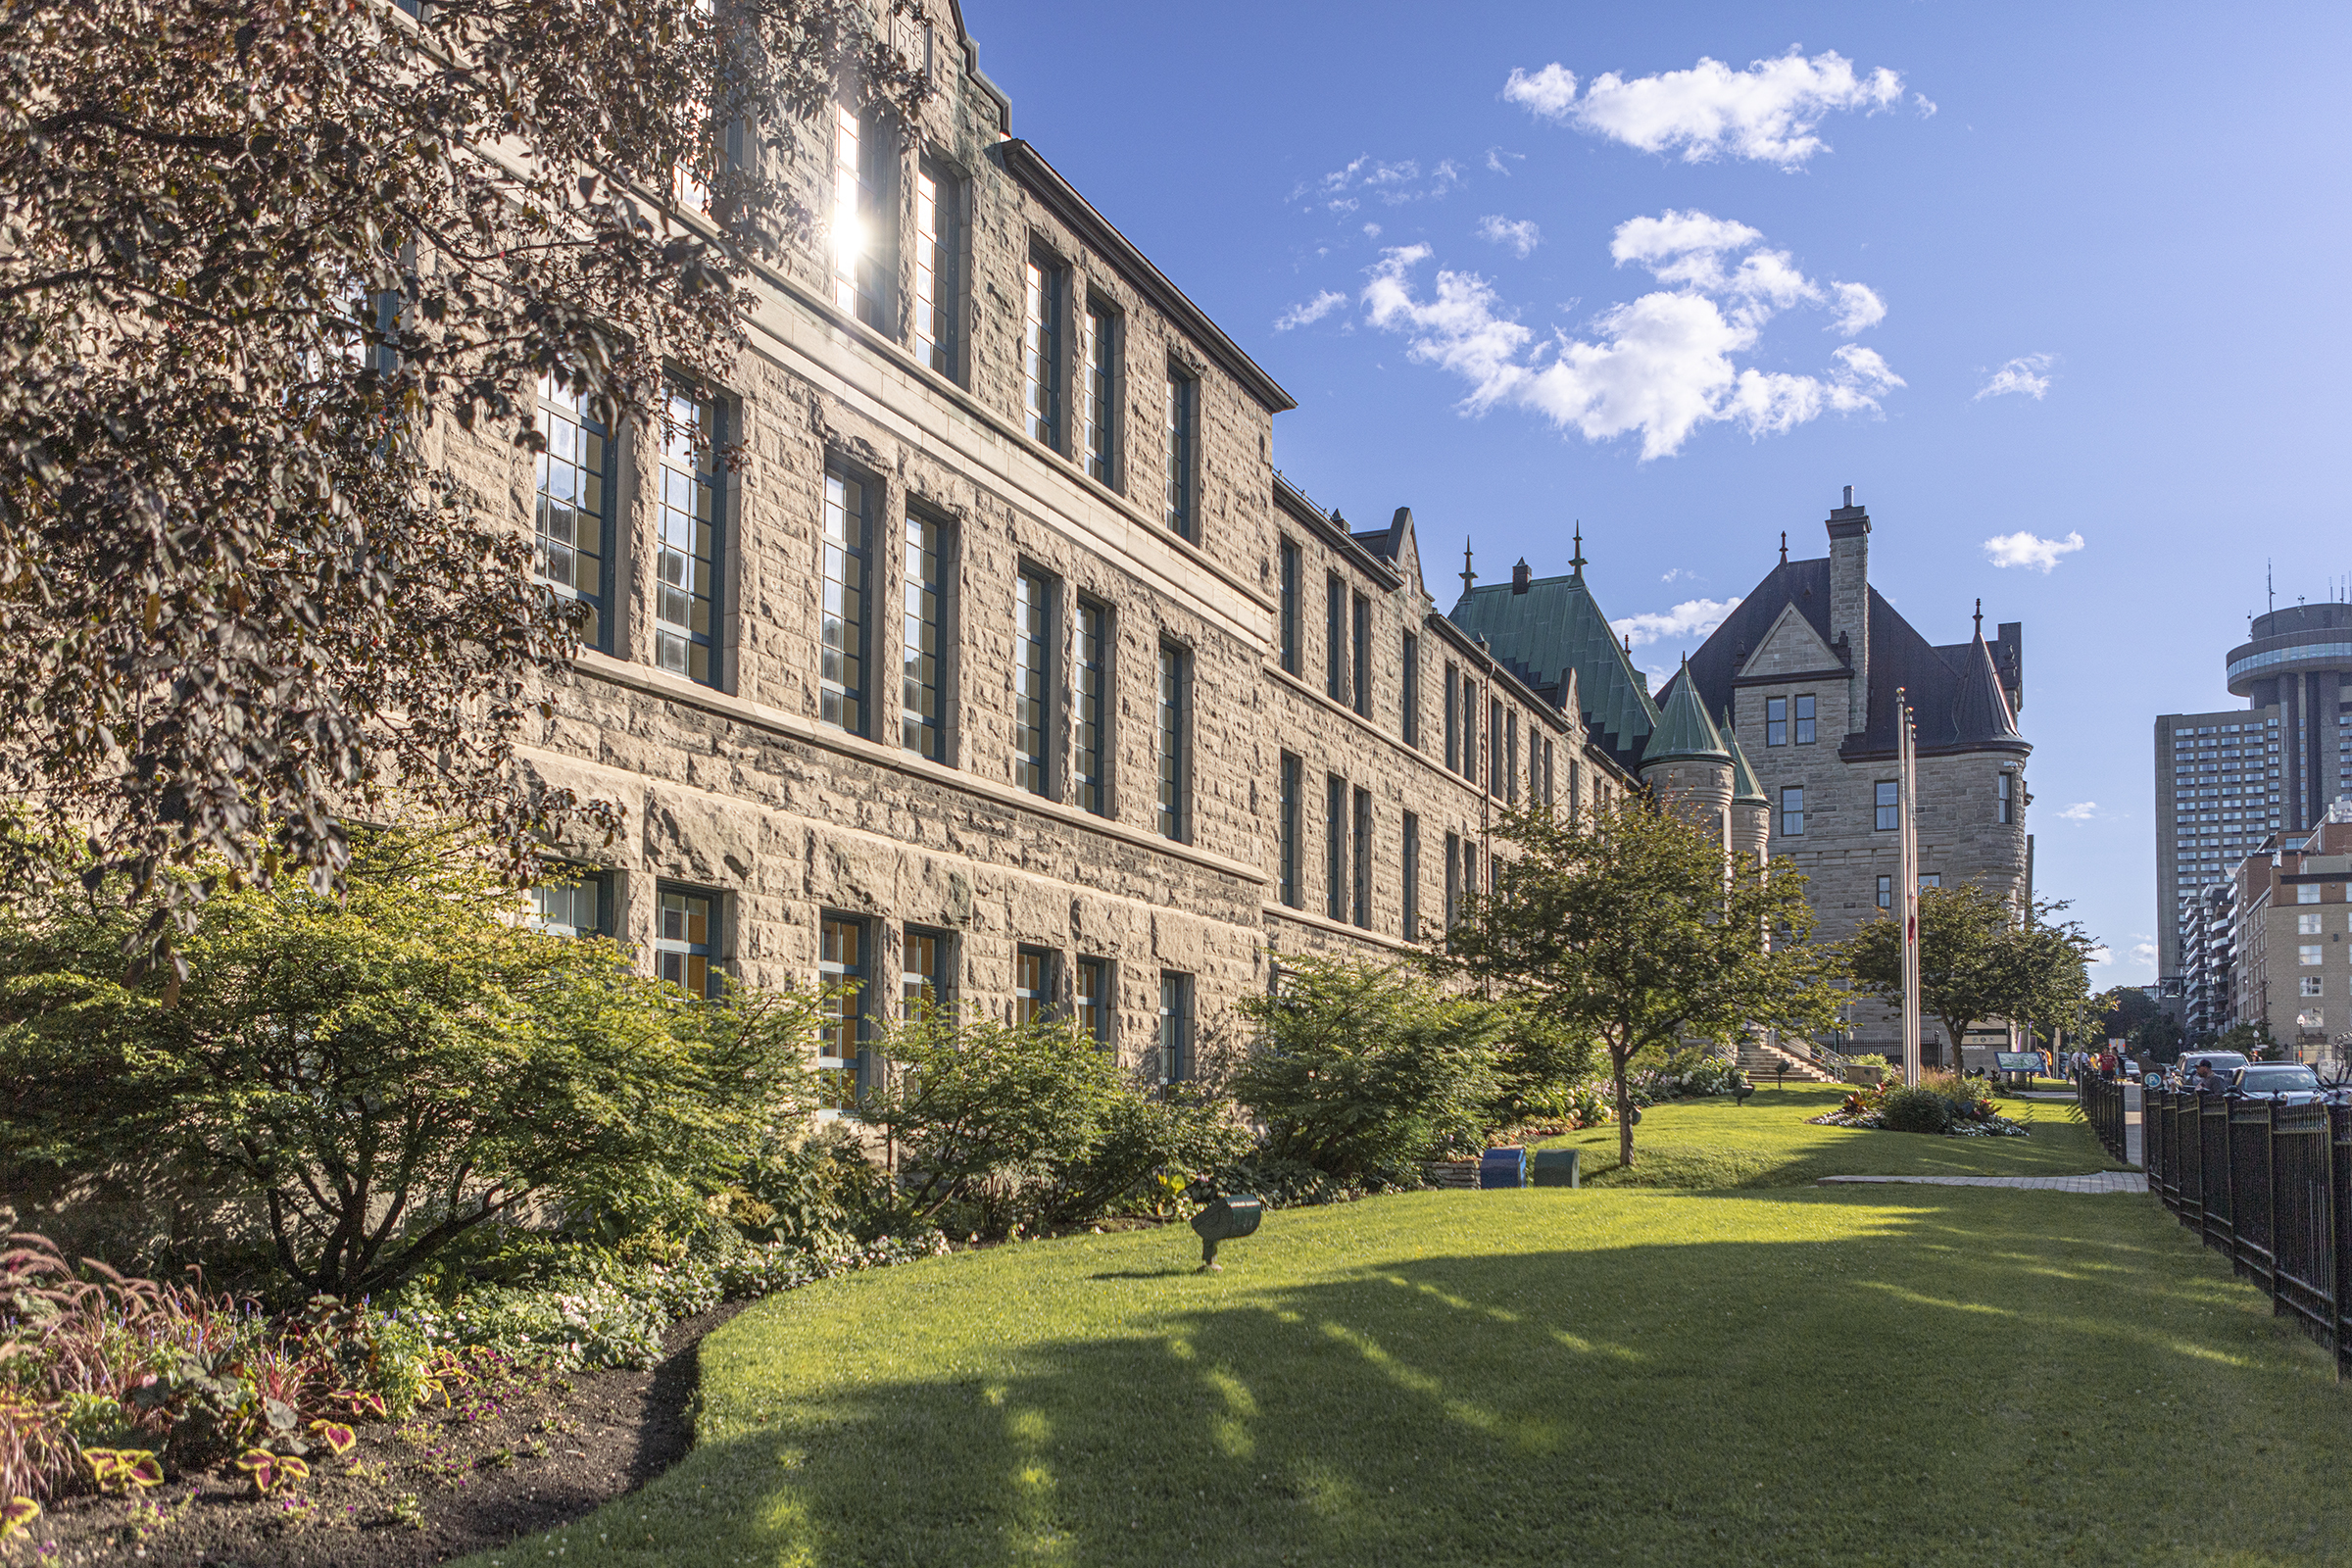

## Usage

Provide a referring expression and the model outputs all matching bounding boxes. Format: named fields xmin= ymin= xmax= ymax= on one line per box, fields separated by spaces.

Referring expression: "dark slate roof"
xmin=1661 ymin=555 xmax=2030 ymax=760
xmin=1646 ymin=661 xmax=1730 ymax=764
xmin=1349 ymin=507 xmax=1410 ymax=564
xmin=1446 ymin=571 xmax=1660 ymax=772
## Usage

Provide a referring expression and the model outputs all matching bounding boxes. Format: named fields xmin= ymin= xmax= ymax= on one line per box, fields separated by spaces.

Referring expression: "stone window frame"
xmin=1779 ymin=785 xmax=1804 ymax=837
xmin=1075 ymin=956 xmax=1114 ymax=1049
xmin=1875 ymin=779 xmax=1899 ymax=832
xmin=1793 ymin=693 xmax=1816 ymax=746
xmin=1351 ymin=784 xmax=1373 ymax=929
xmin=901 ymin=924 xmax=955 ymax=1018
xmin=1277 ymin=540 xmax=1302 ymax=676
xmin=1350 ymin=591 xmax=1371 ymax=719
xmin=654 ymin=882 xmax=725 ymax=1000
xmin=1324 ymin=770 xmax=1348 ymax=922
xmin=1155 ymin=639 xmax=1193 ymax=844
xmin=1080 ymin=290 xmax=1121 ymax=486
xmin=902 ymin=505 xmax=958 ymax=766
xmin=1014 ymin=945 xmax=1057 ymax=1027
xmin=816 ymin=912 xmax=872 ymax=1110
xmin=1022 ymin=241 xmax=1068 ymax=454
xmin=1325 ymin=573 xmax=1348 ymax=705
xmin=1157 ymin=970 xmax=1194 ymax=1086
xmin=527 ymin=867 xmax=614 ymax=940
xmin=1443 ymin=660 xmax=1460 ymax=770
xmin=1765 ymin=695 xmax=1788 ymax=748
xmin=911 ymin=150 xmax=966 ymax=383
xmin=1400 ymin=631 xmax=1421 ymax=748
xmin=651 ymin=376 xmax=731 ymax=692
xmin=818 ymin=460 xmax=877 ymax=738
xmin=1876 ymin=874 xmax=1892 ymax=910
xmin=1996 ymin=769 xmax=2015 ymax=824
xmin=1277 ymin=751 xmax=1303 ymax=909
xmin=1011 ymin=563 xmax=1056 ymax=794
xmin=1161 ymin=359 xmax=1198 ymax=540
xmin=1073 ymin=593 xmax=1113 ymax=817
xmin=534 ymin=373 xmax=618 ymax=656
xmin=1401 ymin=810 xmax=1421 ymax=938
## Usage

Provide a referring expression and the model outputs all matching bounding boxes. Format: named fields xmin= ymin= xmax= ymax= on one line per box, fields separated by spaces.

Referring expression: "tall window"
xmin=1325 ymin=575 xmax=1347 ymax=704
xmin=1780 ymin=786 xmax=1805 ymax=836
xmin=1462 ymin=684 xmax=1479 ymax=782
xmin=820 ymin=470 xmax=870 ymax=734
xmin=1542 ymin=739 xmax=1555 ymax=806
xmin=817 ymin=915 xmax=867 ymax=1107
xmin=1076 ymin=957 xmax=1111 ymax=1047
xmin=1445 ymin=662 xmax=1460 ymax=770
xmin=903 ymin=927 xmax=950 ymax=1017
xmin=1504 ymin=712 xmax=1519 ymax=805
xmin=1765 ymin=696 xmax=1788 ymax=748
xmin=832 ymin=105 xmax=891 ymax=329
xmin=1489 ymin=699 xmax=1505 ymax=796
xmin=1793 ymin=694 xmax=1816 ymax=745
xmin=1074 ymin=598 xmax=1109 ymax=815
xmin=527 ymin=872 xmax=609 ymax=939
xmin=1875 ymin=780 xmax=1899 ymax=832
xmin=1278 ymin=752 xmax=1302 ymax=908
xmin=1013 ymin=568 xmax=1054 ymax=792
xmin=1445 ymin=831 xmax=1461 ymax=927
xmin=1918 ymin=873 xmax=1941 ymax=891
xmin=655 ymin=385 xmax=724 ymax=685
xmin=1351 ymin=594 xmax=1371 ymax=718
xmin=1401 ymin=632 xmax=1421 ymax=746
xmin=1877 ymin=874 xmax=1893 ymax=909
xmin=1997 ymin=772 xmax=2015 ymax=824
xmin=1157 ymin=643 xmax=1190 ymax=842
xmin=1157 ymin=971 xmax=1193 ymax=1084
xmin=1325 ymin=773 xmax=1348 ymax=921
xmin=534 ymin=375 xmax=612 ymax=651
xmin=903 ymin=514 xmax=950 ymax=761
xmin=1082 ymin=301 xmax=1117 ymax=482
xmin=1278 ymin=541 xmax=1301 ymax=675
xmin=912 ymin=156 xmax=960 ymax=378
xmin=1023 ymin=256 xmax=1062 ymax=449
xmin=1352 ymin=786 xmax=1372 ymax=928
xmin=1014 ymin=947 xmax=1054 ymax=1026
xmin=1401 ymin=812 xmax=1421 ymax=937
xmin=1162 ymin=365 xmax=1196 ymax=538
xmin=655 ymin=887 xmax=720 ymax=999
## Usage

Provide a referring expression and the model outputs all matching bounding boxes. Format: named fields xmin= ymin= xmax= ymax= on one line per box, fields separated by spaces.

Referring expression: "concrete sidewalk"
xmin=1818 ymin=1172 xmax=2146 ymax=1193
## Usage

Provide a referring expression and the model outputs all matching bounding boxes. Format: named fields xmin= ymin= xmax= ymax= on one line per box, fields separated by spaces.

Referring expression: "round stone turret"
xmin=1642 ymin=659 xmax=1734 ymax=837
xmin=1722 ymin=716 xmax=1772 ymax=864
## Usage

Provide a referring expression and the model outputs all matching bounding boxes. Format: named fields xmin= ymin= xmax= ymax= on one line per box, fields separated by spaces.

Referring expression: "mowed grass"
xmin=1539 ymin=1083 xmax=2122 ymax=1188
xmin=466 ymin=1178 xmax=2352 ymax=1568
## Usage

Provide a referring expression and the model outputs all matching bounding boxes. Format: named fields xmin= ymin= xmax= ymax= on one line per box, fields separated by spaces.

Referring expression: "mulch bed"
xmin=22 ymin=1302 xmax=744 ymax=1568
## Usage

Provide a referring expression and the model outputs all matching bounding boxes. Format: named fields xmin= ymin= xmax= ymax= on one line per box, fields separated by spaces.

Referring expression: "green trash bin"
xmin=1530 ymin=1148 xmax=1581 ymax=1189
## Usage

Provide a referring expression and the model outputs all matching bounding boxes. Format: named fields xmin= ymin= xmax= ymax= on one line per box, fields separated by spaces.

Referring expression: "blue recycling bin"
xmin=1477 ymin=1146 xmax=1528 ymax=1189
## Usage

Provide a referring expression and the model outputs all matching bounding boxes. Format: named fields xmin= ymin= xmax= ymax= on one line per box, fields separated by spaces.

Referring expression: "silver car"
xmin=2227 ymin=1062 xmax=2326 ymax=1105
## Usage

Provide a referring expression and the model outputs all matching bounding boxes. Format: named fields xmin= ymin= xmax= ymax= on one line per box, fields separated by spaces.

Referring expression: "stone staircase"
xmin=1735 ymin=1039 xmax=1842 ymax=1086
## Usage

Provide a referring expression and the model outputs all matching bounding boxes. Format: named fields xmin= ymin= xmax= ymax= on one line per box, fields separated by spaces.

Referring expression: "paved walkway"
xmin=1817 ymin=1172 xmax=2145 ymax=1194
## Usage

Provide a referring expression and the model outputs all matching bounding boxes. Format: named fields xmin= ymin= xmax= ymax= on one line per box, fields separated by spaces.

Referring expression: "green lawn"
xmin=1535 ymin=1083 xmax=2119 ymax=1188
xmin=466 ymin=1169 xmax=2352 ymax=1567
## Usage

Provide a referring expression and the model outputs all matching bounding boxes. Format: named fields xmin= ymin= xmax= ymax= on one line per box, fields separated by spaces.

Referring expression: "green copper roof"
xmin=1446 ymin=570 xmax=1660 ymax=766
xmin=1644 ymin=660 xmax=1730 ymax=765
xmin=1723 ymin=713 xmax=1768 ymax=805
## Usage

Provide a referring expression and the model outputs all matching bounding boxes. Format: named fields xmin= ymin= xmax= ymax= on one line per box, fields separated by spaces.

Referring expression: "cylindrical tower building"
xmin=2228 ymin=603 xmax=2352 ymax=831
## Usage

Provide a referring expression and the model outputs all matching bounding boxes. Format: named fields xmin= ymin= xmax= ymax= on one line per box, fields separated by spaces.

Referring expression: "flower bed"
xmin=1807 ymin=1074 xmax=2033 ymax=1139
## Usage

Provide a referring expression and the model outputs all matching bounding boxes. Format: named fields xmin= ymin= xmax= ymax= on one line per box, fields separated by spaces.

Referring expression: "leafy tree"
xmin=1441 ymin=798 xmax=1842 ymax=1170
xmin=0 ymin=828 xmax=821 ymax=1298
xmin=1847 ymin=885 xmax=2099 ymax=1073
xmin=2132 ymin=1008 xmax=2186 ymax=1063
xmin=1232 ymin=956 xmax=1501 ymax=1186
xmin=0 ymin=0 xmax=927 ymax=965
xmin=2092 ymin=985 xmax=2164 ymax=1043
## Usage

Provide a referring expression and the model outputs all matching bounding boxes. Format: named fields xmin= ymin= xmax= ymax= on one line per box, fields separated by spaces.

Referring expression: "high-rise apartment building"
xmin=2156 ymin=601 xmax=2352 ymax=979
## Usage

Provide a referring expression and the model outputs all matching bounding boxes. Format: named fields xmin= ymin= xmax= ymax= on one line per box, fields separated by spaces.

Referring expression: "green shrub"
xmin=1233 ymin=957 xmax=1501 ymax=1187
xmin=1879 ymin=1087 xmax=1954 ymax=1134
xmin=1849 ymin=1054 xmax=1890 ymax=1068
xmin=0 ymin=826 xmax=828 ymax=1299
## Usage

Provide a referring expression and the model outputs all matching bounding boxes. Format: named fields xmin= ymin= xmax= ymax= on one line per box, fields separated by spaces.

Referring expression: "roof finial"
xmin=1623 ymin=633 xmax=1632 ymax=656
xmin=1779 ymin=530 xmax=1788 ymax=565
xmin=1974 ymin=597 xmax=1984 ymax=638
xmin=1460 ymin=539 xmax=1478 ymax=602
xmin=1570 ymin=522 xmax=1587 ymax=579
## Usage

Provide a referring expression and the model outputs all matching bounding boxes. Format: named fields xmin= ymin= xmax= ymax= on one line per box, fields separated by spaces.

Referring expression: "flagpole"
xmin=1898 ymin=687 xmax=1922 ymax=1087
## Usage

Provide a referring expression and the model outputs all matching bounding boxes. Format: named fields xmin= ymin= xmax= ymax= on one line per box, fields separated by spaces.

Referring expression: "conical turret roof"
xmin=1642 ymin=659 xmax=1731 ymax=767
xmin=1723 ymin=713 xmax=1769 ymax=805
xmin=1949 ymin=625 xmax=2023 ymax=746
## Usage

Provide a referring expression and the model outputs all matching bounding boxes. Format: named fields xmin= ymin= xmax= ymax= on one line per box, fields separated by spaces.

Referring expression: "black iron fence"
xmin=2140 ymin=1087 xmax=2352 ymax=1378
xmin=2079 ymin=1074 xmax=2125 ymax=1159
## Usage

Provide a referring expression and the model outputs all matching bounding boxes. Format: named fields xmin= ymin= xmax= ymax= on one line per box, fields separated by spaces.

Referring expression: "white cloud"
xmin=1983 ymin=530 xmax=2085 ymax=572
xmin=1298 ymin=156 xmax=1465 ymax=214
xmin=2084 ymin=946 xmax=2114 ymax=968
xmin=1828 ymin=281 xmax=1886 ymax=335
xmin=1612 ymin=596 xmax=1743 ymax=650
xmin=1505 ymin=49 xmax=1909 ymax=167
xmin=1976 ymin=353 xmax=2055 ymax=400
xmin=1478 ymin=215 xmax=1543 ymax=258
xmin=1661 ymin=567 xmax=1689 ymax=584
xmin=1356 ymin=212 xmax=1898 ymax=459
xmin=2058 ymin=802 xmax=2099 ymax=822
xmin=1274 ymin=291 xmax=1348 ymax=331
xmin=2130 ymin=941 xmax=2158 ymax=969
xmin=1486 ymin=146 xmax=1525 ymax=175
xmin=1501 ymin=62 xmax=1580 ymax=119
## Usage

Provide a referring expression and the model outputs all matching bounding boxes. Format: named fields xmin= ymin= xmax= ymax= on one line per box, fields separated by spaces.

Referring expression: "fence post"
xmin=2334 ymin=1104 xmax=2349 ymax=1382
xmin=2268 ymin=1096 xmax=2283 ymax=1312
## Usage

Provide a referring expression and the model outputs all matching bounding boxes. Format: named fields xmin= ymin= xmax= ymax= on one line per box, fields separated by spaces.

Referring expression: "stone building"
xmin=2231 ymin=817 xmax=2352 ymax=1059
xmin=475 ymin=0 xmax=1640 ymax=1096
xmin=1463 ymin=491 xmax=2034 ymax=1063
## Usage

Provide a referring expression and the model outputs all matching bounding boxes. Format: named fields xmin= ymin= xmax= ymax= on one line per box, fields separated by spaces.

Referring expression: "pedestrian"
xmin=2191 ymin=1058 xmax=2220 ymax=1096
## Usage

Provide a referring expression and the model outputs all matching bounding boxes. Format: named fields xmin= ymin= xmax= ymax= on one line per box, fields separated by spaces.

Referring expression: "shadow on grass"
xmin=548 ymin=1190 xmax=2350 ymax=1568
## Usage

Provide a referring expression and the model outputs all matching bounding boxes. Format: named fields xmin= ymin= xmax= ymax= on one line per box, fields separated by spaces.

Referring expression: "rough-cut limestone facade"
xmin=430 ymin=1 xmax=1639 ymax=1077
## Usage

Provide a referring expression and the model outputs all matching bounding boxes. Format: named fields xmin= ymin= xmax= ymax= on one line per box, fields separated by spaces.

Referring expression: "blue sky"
xmin=960 ymin=0 xmax=2352 ymax=985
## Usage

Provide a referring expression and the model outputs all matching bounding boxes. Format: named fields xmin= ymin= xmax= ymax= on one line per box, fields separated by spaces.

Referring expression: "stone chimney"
xmin=1826 ymin=486 xmax=1871 ymax=736
xmin=1511 ymin=558 xmax=1532 ymax=594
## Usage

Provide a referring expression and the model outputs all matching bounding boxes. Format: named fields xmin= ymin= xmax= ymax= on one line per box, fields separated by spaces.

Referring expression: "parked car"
xmin=2227 ymin=1062 xmax=2326 ymax=1104
xmin=2175 ymin=1050 xmax=2250 ymax=1090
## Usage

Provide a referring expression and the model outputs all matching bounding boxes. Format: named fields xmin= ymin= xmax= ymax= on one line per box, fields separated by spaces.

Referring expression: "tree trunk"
xmin=1613 ymin=1044 xmax=1636 ymax=1169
